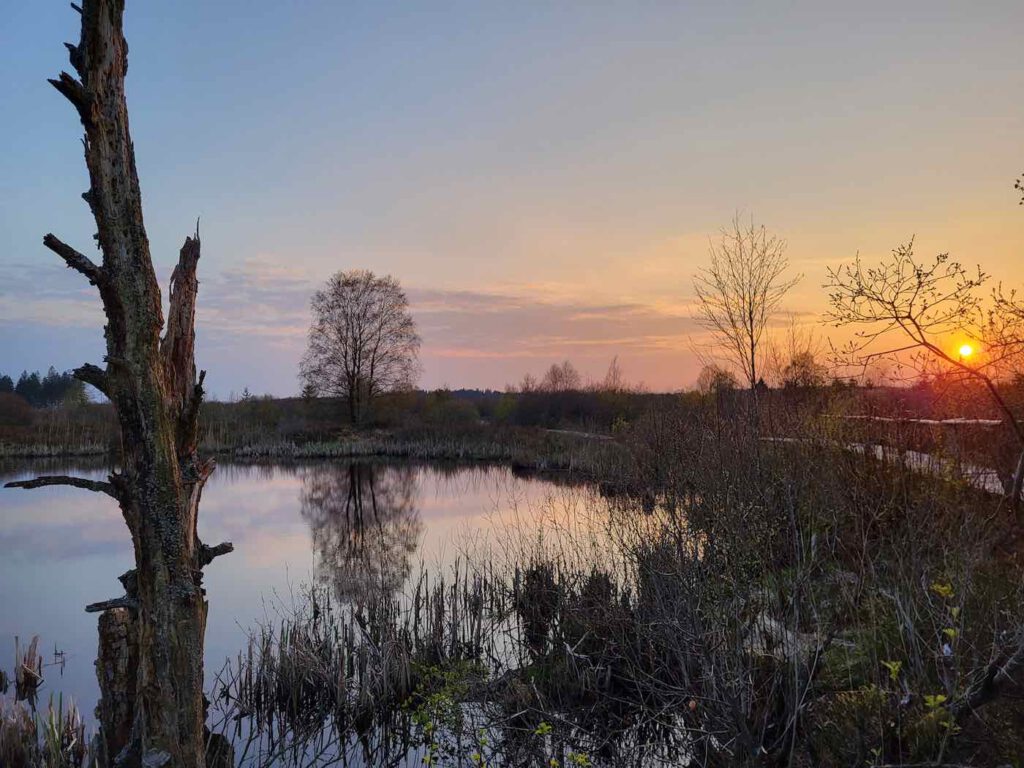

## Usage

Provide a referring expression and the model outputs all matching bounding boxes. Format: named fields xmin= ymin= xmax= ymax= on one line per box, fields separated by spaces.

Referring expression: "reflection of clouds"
xmin=0 ymin=461 xmax=589 ymax=572
xmin=197 ymin=464 xmax=312 ymax=568
xmin=300 ymin=463 xmax=423 ymax=603
xmin=0 ymin=466 xmax=125 ymax=558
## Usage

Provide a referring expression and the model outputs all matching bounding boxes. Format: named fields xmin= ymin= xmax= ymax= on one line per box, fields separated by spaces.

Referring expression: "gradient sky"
xmin=2 ymin=1 xmax=1022 ymax=396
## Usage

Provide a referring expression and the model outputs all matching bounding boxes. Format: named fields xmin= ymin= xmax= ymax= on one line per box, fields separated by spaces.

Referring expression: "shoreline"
xmin=0 ymin=426 xmax=629 ymax=486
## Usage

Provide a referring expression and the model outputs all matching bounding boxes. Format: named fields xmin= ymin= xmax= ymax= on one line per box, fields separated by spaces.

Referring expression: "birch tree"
xmin=693 ymin=215 xmax=800 ymax=395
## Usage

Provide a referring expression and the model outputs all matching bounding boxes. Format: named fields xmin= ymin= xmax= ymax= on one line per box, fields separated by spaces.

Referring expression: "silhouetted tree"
xmin=4 ymin=368 xmax=88 ymax=406
xmin=697 ymin=364 xmax=738 ymax=395
xmin=601 ymin=356 xmax=626 ymax=393
xmin=781 ymin=351 xmax=827 ymax=389
xmin=540 ymin=360 xmax=581 ymax=392
xmin=693 ymin=214 xmax=800 ymax=397
xmin=827 ymin=241 xmax=1024 ymax=507
xmin=15 ymin=371 xmax=42 ymax=405
xmin=300 ymin=270 xmax=421 ymax=424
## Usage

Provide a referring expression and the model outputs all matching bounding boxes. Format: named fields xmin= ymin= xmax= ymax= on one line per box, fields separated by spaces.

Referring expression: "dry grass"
xmin=0 ymin=695 xmax=90 ymax=768
xmin=210 ymin=405 xmax=1024 ymax=767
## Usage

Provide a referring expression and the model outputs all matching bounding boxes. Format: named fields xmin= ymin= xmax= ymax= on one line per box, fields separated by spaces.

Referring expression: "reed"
xmin=213 ymin=408 xmax=1024 ymax=766
xmin=211 ymin=565 xmax=511 ymax=766
xmin=14 ymin=637 xmax=42 ymax=707
xmin=0 ymin=693 xmax=91 ymax=768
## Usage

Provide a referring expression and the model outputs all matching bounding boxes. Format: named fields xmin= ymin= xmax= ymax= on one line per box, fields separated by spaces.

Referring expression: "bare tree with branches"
xmin=540 ymin=360 xmax=582 ymax=393
xmin=693 ymin=215 xmax=801 ymax=398
xmin=3 ymin=2 xmax=231 ymax=765
xmin=826 ymin=240 xmax=1024 ymax=507
xmin=301 ymin=270 xmax=420 ymax=425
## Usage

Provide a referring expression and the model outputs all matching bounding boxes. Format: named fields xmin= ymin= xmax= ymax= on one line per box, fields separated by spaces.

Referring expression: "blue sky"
xmin=2 ymin=1 xmax=1023 ymax=396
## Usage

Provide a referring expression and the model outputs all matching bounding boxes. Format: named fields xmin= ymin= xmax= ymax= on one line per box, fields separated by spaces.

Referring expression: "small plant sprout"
xmin=931 ymin=582 xmax=955 ymax=599
xmin=882 ymin=660 xmax=902 ymax=682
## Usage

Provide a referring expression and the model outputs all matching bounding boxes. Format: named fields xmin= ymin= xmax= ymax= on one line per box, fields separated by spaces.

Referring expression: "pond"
xmin=0 ymin=458 xmax=597 ymax=728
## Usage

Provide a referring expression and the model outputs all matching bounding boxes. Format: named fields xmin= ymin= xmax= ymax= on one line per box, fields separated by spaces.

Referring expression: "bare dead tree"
xmin=826 ymin=240 xmax=1024 ymax=508
xmin=540 ymin=360 xmax=582 ymax=393
xmin=693 ymin=214 xmax=801 ymax=396
xmin=300 ymin=270 xmax=420 ymax=425
xmin=3 ymin=2 xmax=230 ymax=766
xmin=600 ymin=356 xmax=626 ymax=393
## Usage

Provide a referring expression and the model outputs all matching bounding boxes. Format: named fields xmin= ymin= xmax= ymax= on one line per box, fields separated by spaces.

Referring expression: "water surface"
xmin=0 ymin=459 xmax=589 ymax=724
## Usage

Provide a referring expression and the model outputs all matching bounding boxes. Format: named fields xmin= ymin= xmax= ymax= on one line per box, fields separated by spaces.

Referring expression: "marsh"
xmin=0 ymin=459 xmax=595 ymax=728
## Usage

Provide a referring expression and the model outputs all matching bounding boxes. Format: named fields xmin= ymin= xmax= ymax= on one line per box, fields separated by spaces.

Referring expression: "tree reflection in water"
xmin=300 ymin=462 xmax=423 ymax=603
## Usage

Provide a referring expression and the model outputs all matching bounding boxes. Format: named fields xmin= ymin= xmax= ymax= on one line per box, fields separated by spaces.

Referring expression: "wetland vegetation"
xmin=3 ymin=2 xmax=1023 ymax=767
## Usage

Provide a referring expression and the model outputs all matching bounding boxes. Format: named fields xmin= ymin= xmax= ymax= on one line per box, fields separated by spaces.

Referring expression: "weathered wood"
xmin=73 ymin=362 xmax=112 ymax=398
xmin=95 ymin=608 xmax=138 ymax=763
xmin=4 ymin=474 xmax=117 ymax=497
xmin=86 ymin=597 xmax=139 ymax=614
xmin=42 ymin=233 xmax=103 ymax=284
xmin=31 ymin=2 xmax=231 ymax=766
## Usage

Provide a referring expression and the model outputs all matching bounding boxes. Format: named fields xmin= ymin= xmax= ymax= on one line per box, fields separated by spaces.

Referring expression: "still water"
xmin=0 ymin=459 xmax=592 ymax=726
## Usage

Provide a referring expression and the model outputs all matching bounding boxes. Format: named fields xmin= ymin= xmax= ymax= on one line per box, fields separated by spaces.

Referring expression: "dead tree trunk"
xmin=4 ymin=2 xmax=230 ymax=766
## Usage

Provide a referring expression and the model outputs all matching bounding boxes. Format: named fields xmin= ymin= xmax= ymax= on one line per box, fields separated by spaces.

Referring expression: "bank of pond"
xmin=3 ymin=427 xmax=1024 ymax=766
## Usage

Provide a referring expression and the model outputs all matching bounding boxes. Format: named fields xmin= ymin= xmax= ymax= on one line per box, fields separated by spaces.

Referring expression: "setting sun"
xmin=959 ymin=343 xmax=974 ymax=358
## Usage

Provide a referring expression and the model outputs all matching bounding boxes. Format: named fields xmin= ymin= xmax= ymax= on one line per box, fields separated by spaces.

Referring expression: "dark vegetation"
xmin=0 ymin=368 xmax=88 ymax=408
xmin=194 ymin=400 xmax=1024 ymax=767
xmin=5 ymin=383 xmax=1024 ymax=766
xmin=4 ymin=376 xmax=1022 ymax=473
xmin=3 ymin=3 xmax=1023 ymax=766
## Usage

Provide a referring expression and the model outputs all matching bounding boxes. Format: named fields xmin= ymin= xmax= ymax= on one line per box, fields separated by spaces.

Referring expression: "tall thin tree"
xmin=4 ymin=2 xmax=231 ymax=765
xmin=693 ymin=214 xmax=800 ymax=396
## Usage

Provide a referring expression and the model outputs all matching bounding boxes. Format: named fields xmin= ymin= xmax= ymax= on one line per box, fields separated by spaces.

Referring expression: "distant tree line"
xmin=0 ymin=367 xmax=88 ymax=407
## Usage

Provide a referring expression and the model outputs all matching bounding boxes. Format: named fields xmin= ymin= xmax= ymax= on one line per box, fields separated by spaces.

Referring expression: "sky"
xmin=2 ymin=1 xmax=1022 ymax=397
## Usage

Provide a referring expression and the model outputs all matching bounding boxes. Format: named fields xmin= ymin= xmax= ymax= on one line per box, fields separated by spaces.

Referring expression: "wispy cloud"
xmin=409 ymin=287 xmax=701 ymax=362
xmin=197 ymin=259 xmax=315 ymax=347
xmin=0 ymin=257 xmax=823 ymax=391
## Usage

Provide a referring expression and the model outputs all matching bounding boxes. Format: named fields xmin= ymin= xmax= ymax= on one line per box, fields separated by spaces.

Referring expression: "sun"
xmin=958 ymin=343 xmax=974 ymax=359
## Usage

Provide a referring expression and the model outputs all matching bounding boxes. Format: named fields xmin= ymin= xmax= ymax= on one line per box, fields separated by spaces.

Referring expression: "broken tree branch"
xmin=73 ymin=362 xmax=111 ymax=399
xmin=43 ymin=233 xmax=103 ymax=285
xmin=47 ymin=72 xmax=90 ymax=122
xmin=4 ymin=475 xmax=117 ymax=498
xmin=63 ymin=42 xmax=83 ymax=73
xmin=86 ymin=596 xmax=138 ymax=614
xmin=162 ymin=233 xmax=201 ymax=400
xmin=198 ymin=541 xmax=234 ymax=568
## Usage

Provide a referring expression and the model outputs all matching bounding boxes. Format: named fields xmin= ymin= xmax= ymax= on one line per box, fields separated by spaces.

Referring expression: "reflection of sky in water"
xmin=0 ymin=460 xmax=584 ymax=726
